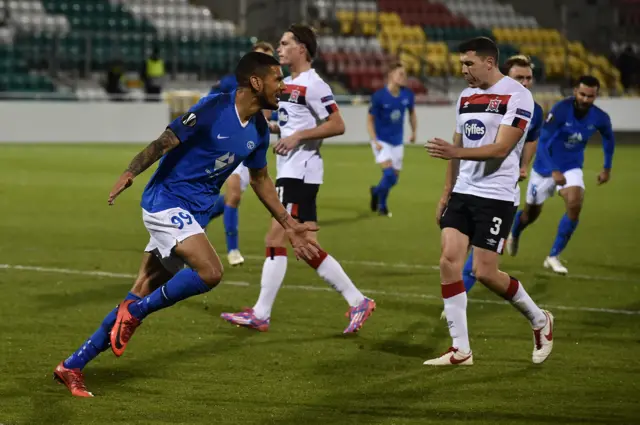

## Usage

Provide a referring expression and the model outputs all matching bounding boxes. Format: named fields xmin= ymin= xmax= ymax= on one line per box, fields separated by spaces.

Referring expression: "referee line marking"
xmin=1 ymin=263 xmax=638 ymax=316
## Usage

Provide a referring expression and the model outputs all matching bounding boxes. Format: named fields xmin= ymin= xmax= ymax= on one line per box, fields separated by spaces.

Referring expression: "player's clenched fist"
xmin=108 ymin=171 xmax=135 ymax=205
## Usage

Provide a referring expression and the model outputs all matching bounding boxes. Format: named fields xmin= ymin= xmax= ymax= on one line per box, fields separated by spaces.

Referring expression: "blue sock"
xmin=209 ymin=195 xmax=225 ymax=220
xmin=375 ymin=167 xmax=397 ymax=210
xmin=128 ymin=268 xmax=211 ymax=321
xmin=511 ymin=210 xmax=528 ymax=238
xmin=63 ymin=292 xmax=140 ymax=370
xmin=550 ymin=214 xmax=579 ymax=257
xmin=223 ymin=205 xmax=239 ymax=252
xmin=463 ymin=249 xmax=476 ymax=292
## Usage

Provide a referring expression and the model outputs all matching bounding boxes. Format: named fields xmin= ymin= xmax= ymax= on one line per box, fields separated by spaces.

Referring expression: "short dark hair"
xmin=235 ymin=51 xmax=280 ymax=88
xmin=287 ymin=24 xmax=317 ymax=60
xmin=458 ymin=37 xmax=499 ymax=63
xmin=252 ymin=41 xmax=275 ymax=54
xmin=501 ymin=54 xmax=533 ymax=74
xmin=387 ymin=61 xmax=404 ymax=74
xmin=577 ymin=75 xmax=600 ymax=90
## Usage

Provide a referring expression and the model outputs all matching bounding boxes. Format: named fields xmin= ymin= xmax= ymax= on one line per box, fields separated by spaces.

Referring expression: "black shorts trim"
xmin=440 ymin=192 xmax=515 ymax=253
xmin=275 ymin=178 xmax=319 ymax=222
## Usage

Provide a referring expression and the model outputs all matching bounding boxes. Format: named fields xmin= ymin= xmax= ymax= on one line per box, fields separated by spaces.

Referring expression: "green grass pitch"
xmin=0 ymin=143 xmax=638 ymax=425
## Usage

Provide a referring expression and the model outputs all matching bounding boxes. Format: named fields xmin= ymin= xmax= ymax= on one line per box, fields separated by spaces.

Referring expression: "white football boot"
xmin=543 ymin=256 xmax=568 ymax=275
xmin=423 ymin=347 xmax=473 ymax=366
xmin=227 ymin=249 xmax=245 ymax=266
xmin=532 ymin=310 xmax=554 ymax=364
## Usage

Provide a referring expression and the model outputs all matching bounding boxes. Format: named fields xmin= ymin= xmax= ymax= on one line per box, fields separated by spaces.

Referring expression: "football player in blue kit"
xmin=506 ymin=75 xmax=615 ymax=275
xmin=53 ymin=52 xmax=320 ymax=397
xmin=367 ymin=62 xmax=417 ymax=217
xmin=207 ymin=41 xmax=276 ymax=267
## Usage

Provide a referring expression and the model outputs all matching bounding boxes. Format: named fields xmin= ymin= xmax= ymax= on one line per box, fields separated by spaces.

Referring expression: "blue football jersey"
xmin=533 ymin=97 xmax=614 ymax=176
xmin=525 ymin=102 xmax=544 ymax=143
xmin=140 ymin=91 xmax=270 ymax=227
xmin=369 ymin=86 xmax=415 ymax=146
xmin=209 ymin=74 xmax=238 ymax=96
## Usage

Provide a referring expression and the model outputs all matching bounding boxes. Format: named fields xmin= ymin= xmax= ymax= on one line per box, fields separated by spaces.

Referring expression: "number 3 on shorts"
xmin=490 ymin=217 xmax=502 ymax=235
xmin=171 ymin=212 xmax=193 ymax=230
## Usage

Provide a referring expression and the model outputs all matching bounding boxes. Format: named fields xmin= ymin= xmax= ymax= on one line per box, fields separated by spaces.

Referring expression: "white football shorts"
xmin=143 ymin=207 xmax=205 ymax=274
xmin=371 ymin=140 xmax=404 ymax=171
xmin=526 ymin=168 xmax=584 ymax=205
xmin=230 ymin=163 xmax=251 ymax=192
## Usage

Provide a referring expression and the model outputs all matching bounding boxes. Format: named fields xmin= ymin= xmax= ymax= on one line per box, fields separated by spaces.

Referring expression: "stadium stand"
xmin=0 ymin=0 xmax=635 ymax=99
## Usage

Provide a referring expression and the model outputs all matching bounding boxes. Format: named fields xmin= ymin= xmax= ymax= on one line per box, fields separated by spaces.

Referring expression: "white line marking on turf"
xmin=245 ymin=255 xmax=634 ymax=283
xmin=1 ymin=263 xmax=638 ymax=316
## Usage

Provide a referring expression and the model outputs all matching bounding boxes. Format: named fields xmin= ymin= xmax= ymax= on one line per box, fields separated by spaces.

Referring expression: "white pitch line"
xmin=1 ymin=263 xmax=639 ymax=316
xmin=245 ymin=255 xmax=636 ymax=283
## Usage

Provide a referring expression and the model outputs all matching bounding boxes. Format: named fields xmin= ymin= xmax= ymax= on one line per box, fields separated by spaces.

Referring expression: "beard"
xmin=258 ymin=93 xmax=279 ymax=110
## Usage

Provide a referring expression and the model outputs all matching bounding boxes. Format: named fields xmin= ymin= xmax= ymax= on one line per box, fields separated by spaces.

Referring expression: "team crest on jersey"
xmin=289 ymin=89 xmax=301 ymax=103
xmin=181 ymin=112 xmax=197 ymax=127
xmin=247 ymin=141 xmax=255 ymax=150
xmin=485 ymin=98 xmax=502 ymax=113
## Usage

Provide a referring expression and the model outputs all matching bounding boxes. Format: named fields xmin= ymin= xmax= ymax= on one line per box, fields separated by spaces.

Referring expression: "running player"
xmin=506 ymin=75 xmax=614 ymax=275
xmin=425 ymin=37 xmax=554 ymax=366
xmin=221 ymin=24 xmax=376 ymax=334
xmin=461 ymin=55 xmax=543 ymax=293
xmin=367 ymin=62 xmax=417 ymax=217
xmin=208 ymin=41 xmax=276 ymax=266
xmin=53 ymin=52 xmax=320 ymax=397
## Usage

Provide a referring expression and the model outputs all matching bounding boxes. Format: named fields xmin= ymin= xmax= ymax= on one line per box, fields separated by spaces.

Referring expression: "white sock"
xmin=507 ymin=278 xmax=546 ymax=328
xmin=315 ymin=254 xmax=365 ymax=307
xmin=253 ymin=252 xmax=287 ymax=320
xmin=442 ymin=281 xmax=471 ymax=353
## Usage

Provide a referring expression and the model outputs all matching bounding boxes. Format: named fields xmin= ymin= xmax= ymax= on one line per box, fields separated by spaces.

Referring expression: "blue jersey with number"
xmin=533 ymin=97 xmax=614 ymax=176
xmin=209 ymin=74 xmax=238 ymax=96
xmin=141 ymin=91 xmax=269 ymax=227
xmin=368 ymin=86 xmax=415 ymax=146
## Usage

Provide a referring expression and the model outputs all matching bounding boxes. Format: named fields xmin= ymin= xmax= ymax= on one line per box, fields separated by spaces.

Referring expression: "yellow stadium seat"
xmin=379 ymin=12 xmax=401 ymax=26
xmin=520 ymin=44 xmax=543 ymax=56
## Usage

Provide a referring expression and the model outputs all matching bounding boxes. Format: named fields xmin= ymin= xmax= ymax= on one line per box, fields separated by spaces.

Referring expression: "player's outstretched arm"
xmin=248 ymin=166 xmax=321 ymax=260
xmin=108 ymin=129 xmax=180 ymax=205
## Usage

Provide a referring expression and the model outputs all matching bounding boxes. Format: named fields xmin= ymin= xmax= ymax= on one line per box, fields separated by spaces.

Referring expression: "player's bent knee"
xmin=225 ymin=191 xmax=242 ymax=207
xmin=197 ymin=265 xmax=224 ymax=288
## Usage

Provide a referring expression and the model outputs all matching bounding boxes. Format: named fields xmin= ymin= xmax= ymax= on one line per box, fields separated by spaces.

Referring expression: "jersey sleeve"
xmin=167 ymin=95 xmax=218 ymax=144
xmin=501 ymin=88 xmax=534 ymax=133
xmin=597 ymin=111 xmax=615 ymax=169
xmin=525 ymin=103 xmax=543 ymax=142
xmin=243 ymin=121 xmax=270 ymax=170
xmin=307 ymin=79 xmax=338 ymax=120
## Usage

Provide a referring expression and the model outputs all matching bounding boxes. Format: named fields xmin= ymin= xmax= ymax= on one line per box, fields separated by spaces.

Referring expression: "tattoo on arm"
xmin=125 ymin=129 xmax=180 ymax=176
